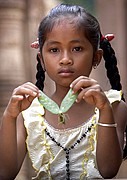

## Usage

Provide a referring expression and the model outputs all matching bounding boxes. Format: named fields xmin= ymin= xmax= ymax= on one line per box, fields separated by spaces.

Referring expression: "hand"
xmin=70 ymin=76 xmax=110 ymax=110
xmin=5 ymin=82 xmax=39 ymax=119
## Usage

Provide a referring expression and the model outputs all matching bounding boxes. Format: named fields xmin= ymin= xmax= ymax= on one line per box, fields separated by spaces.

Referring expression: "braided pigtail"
xmin=35 ymin=54 xmax=45 ymax=91
xmin=100 ymin=34 xmax=127 ymax=158
xmin=100 ymin=36 xmax=122 ymax=91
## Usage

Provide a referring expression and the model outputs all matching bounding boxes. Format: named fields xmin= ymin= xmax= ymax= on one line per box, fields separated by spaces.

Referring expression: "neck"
xmin=51 ymin=85 xmax=70 ymax=105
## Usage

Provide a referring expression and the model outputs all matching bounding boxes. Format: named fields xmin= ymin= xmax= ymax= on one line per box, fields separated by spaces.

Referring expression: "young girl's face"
xmin=41 ymin=19 xmax=95 ymax=88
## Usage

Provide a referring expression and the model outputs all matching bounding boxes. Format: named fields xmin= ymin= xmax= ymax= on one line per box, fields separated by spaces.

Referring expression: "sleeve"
xmin=104 ymin=89 xmax=122 ymax=104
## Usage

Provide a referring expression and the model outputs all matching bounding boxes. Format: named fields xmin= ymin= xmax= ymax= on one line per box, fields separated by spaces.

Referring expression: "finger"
xmin=76 ymin=85 xmax=101 ymax=103
xmin=10 ymin=95 xmax=25 ymax=103
xmin=71 ymin=76 xmax=97 ymax=94
xmin=70 ymin=76 xmax=88 ymax=88
xmin=14 ymin=82 xmax=39 ymax=93
xmin=22 ymin=82 xmax=39 ymax=91
xmin=27 ymin=95 xmax=36 ymax=104
xmin=13 ymin=87 xmax=38 ymax=98
xmin=21 ymin=82 xmax=39 ymax=94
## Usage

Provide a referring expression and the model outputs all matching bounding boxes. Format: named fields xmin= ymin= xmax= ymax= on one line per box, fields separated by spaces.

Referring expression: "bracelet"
xmin=97 ymin=122 xmax=117 ymax=128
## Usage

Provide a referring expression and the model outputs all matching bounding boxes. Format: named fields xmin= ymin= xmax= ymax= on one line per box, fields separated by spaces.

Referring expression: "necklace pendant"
xmin=58 ymin=113 xmax=70 ymax=124
xmin=58 ymin=113 xmax=65 ymax=124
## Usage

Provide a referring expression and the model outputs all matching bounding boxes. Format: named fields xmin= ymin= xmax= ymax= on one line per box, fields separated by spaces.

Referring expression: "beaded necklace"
xmin=45 ymin=123 xmax=94 ymax=180
xmin=38 ymin=88 xmax=96 ymax=179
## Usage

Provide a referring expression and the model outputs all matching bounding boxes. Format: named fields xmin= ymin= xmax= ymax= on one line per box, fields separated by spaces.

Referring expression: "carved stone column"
xmin=0 ymin=0 xmax=27 ymax=117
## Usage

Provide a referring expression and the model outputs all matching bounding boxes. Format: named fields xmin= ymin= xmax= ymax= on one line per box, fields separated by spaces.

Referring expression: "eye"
xmin=73 ymin=46 xmax=82 ymax=52
xmin=50 ymin=48 xmax=59 ymax=53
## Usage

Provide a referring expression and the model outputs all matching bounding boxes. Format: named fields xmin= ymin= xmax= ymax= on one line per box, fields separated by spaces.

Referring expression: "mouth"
xmin=58 ymin=68 xmax=74 ymax=77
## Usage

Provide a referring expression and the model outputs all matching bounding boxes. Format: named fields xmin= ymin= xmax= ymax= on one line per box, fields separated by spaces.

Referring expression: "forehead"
xmin=43 ymin=20 xmax=93 ymax=50
xmin=45 ymin=17 xmax=87 ymax=40
xmin=51 ymin=16 xmax=82 ymax=31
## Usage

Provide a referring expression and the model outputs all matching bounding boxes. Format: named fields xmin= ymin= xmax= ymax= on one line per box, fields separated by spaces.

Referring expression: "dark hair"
xmin=35 ymin=3 xmax=127 ymax=158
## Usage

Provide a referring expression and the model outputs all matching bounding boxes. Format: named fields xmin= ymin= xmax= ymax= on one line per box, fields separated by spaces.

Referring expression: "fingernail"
xmin=70 ymin=84 xmax=72 ymax=88
xmin=72 ymin=90 xmax=75 ymax=95
xmin=33 ymin=92 xmax=37 ymax=96
xmin=76 ymin=99 xmax=79 ymax=103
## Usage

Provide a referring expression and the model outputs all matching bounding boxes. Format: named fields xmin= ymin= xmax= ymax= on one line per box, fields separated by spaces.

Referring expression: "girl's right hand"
xmin=5 ymin=82 xmax=39 ymax=119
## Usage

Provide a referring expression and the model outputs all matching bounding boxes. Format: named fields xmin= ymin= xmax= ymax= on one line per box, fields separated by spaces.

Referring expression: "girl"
xmin=0 ymin=3 xmax=127 ymax=180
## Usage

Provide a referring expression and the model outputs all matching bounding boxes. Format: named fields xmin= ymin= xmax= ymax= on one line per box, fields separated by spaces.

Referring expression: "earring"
xmin=42 ymin=65 xmax=46 ymax=72
xmin=93 ymin=64 xmax=98 ymax=69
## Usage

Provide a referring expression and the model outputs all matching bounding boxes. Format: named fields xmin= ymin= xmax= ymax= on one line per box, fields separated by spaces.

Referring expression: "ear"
xmin=37 ymin=52 xmax=42 ymax=61
xmin=93 ymin=49 xmax=103 ymax=67
xmin=37 ymin=52 xmax=46 ymax=71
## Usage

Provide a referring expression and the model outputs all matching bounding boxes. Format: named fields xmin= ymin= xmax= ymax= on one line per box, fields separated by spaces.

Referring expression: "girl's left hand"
xmin=70 ymin=76 xmax=110 ymax=110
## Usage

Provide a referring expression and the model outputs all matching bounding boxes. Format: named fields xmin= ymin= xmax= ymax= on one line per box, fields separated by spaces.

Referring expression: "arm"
xmin=0 ymin=82 xmax=39 ymax=180
xmin=70 ymin=76 xmax=127 ymax=178
xmin=96 ymin=100 xmax=127 ymax=178
xmin=112 ymin=100 xmax=127 ymax=151
xmin=0 ymin=113 xmax=27 ymax=180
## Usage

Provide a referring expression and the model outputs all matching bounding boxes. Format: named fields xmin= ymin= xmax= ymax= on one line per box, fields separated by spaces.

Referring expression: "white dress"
xmin=22 ymin=89 xmax=122 ymax=180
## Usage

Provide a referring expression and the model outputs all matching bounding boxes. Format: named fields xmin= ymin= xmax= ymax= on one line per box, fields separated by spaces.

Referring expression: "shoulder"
xmin=105 ymin=89 xmax=127 ymax=144
xmin=22 ymin=97 xmax=44 ymax=118
xmin=22 ymin=97 xmax=45 ymax=116
xmin=105 ymin=89 xmax=122 ymax=104
xmin=104 ymin=89 xmax=127 ymax=129
xmin=22 ymin=97 xmax=45 ymax=130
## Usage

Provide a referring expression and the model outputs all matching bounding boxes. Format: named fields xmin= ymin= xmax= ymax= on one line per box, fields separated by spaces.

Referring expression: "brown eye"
xmin=50 ymin=48 xmax=59 ymax=53
xmin=73 ymin=47 xmax=82 ymax=52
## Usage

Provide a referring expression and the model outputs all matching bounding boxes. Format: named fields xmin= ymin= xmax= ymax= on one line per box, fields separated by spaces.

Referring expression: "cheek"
xmin=41 ymin=53 xmax=51 ymax=70
xmin=76 ymin=55 xmax=93 ymax=75
xmin=44 ymin=61 xmax=56 ymax=77
xmin=44 ymin=58 xmax=53 ymax=68
xmin=79 ymin=65 xmax=92 ymax=76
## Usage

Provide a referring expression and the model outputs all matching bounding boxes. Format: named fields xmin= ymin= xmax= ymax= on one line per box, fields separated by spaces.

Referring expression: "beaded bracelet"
xmin=97 ymin=122 xmax=117 ymax=128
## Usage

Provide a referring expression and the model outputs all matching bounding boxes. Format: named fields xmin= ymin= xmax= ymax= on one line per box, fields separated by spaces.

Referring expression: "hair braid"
xmin=35 ymin=54 xmax=45 ymax=91
xmin=100 ymin=37 xmax=127 ymax=158
xmin=100 ymin=38 xmax=122 ymax=91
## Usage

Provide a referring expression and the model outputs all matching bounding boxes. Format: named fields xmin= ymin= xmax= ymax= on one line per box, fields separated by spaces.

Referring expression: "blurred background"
xmin=0 ymin=0 xmax=127 ymax=179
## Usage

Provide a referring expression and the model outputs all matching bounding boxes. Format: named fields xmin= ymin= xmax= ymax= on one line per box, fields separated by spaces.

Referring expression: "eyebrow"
xmin=70 ymin=39 xmax=85 ymax=43
xmin=46 ymin=40 xmax=60 ymax=46
xmin=46 ymin=39 xmax=85 ymax=46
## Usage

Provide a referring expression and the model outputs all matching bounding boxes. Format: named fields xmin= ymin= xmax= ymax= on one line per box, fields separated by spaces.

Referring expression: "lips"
xmin=58 ymin=68 xmax=74 ymax=76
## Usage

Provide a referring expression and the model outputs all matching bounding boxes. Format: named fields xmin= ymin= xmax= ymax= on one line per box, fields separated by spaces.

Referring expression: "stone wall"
xmin=0 ymin=0 xmax=27 ymax=118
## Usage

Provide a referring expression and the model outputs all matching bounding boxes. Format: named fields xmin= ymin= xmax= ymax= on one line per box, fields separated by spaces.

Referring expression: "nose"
xmin=59 ymin=51 xmax=73 ymax=65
